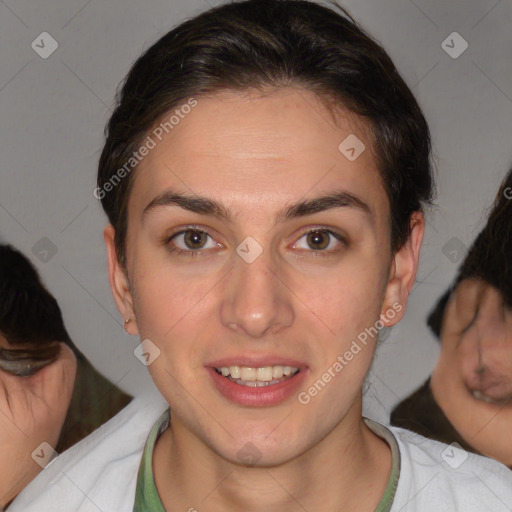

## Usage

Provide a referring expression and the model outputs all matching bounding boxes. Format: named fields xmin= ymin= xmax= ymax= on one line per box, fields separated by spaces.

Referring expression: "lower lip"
xmin=206 ymin=367 xmax=308 ymax=407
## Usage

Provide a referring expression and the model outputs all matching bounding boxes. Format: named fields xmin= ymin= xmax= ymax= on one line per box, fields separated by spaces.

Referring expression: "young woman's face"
xmin=107 ymin=87 xmax=418 ymax=465
xmin=431 ymin=279 xmax=512 ymax=466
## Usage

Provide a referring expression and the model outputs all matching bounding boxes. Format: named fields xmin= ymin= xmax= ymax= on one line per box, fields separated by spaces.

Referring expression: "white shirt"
xmin=9 ymin=393 xmax=512 ymax=512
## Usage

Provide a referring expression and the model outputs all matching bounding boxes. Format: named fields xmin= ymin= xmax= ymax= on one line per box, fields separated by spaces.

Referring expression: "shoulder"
xmin=9 ymin=391 xmax=168 ymax=512
xmin=389 ymin=425 xmax=512 ymax=512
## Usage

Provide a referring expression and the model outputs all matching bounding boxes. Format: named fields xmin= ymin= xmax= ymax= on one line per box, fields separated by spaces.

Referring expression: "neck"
xmin=153 ymin=399 xmax=392 ymax=512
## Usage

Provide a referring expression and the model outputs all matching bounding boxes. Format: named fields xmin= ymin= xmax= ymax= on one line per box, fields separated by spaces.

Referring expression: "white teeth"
xmin=272 ymin=365 xmax=284 ymax=378
xmin=243 ymin=381 xmax=272 ymax=387
xmin=216 ymin=364 xmax=299 ymax=383
xmin=241 ymin=367 xmax=257 ymax=381
xmin=472 ymin=390 xmax=500 ymax=404
xmin=230 ymin=366 xmax=240 ymax=379
xmin=472 ymin=390 xmax=486 ymax=401
xmin=257 ymin=367 xmax=273 ymax=381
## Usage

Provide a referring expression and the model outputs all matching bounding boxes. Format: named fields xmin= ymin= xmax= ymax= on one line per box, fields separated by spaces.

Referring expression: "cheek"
xmin=132 ymin=266 xmax=214 ymax=339
xmin=436 ymin=333 xmax=467 ymax=393
xmin=455 ymin=333 xmax=480 ymax=379
xmin=296 ymin=256 xmax=388 ymax=341
xmin=131 ymin=269 xmax=219 ymax=391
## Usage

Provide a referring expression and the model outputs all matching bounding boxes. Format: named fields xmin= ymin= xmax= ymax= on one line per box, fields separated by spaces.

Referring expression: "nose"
xmin=219 ymin=249 xmax=294 ymax=339
xmin=460 ymin=286 xmax=512 ymax=401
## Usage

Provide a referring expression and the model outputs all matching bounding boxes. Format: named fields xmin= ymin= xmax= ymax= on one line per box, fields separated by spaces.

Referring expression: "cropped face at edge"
xmin=105 ymin=87 xmax=423 ymax=466
xmin=431 ymin=278 xmax=512 ymax=465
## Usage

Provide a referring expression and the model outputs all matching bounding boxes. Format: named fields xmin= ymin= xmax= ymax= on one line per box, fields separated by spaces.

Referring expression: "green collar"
xmin=133 ymin=411 xmax=400 ymax=512
xmin=133 ymin=409 xmax=169 ymax=512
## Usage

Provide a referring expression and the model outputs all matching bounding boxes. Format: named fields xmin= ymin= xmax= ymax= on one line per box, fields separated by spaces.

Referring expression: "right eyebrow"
xmin=142 ymin=190 xmax=233 ymax=223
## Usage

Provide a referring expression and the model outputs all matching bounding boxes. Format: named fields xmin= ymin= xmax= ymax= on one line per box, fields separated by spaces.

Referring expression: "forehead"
xmin=129 ymin=87 xmax=388 ymax=223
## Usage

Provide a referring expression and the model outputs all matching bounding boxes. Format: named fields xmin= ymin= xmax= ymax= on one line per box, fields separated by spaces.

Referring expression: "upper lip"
xmin=207 ymin=356 xmax=308 ymax=369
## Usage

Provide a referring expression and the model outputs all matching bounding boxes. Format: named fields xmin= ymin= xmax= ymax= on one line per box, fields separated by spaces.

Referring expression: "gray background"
xmin=1 ymin=0 xmax=511 ymax=424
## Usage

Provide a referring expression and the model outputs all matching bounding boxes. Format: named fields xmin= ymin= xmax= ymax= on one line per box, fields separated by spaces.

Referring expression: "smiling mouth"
xmin=214 ymin=365 xmax=300 ymax=387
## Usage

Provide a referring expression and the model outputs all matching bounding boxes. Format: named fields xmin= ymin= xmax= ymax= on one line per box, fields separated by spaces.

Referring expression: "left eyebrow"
xmin=277 ymin=191 xmax=371 ymax=223
xmin=142 ymin=188 xmax=371 ymax=224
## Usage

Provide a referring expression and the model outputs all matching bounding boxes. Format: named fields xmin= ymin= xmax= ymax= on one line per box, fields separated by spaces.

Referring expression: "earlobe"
xmin=104 ymin=225 xmax=139 ymax=335
xmin=381 ymin=211 xmax=425 ymax=327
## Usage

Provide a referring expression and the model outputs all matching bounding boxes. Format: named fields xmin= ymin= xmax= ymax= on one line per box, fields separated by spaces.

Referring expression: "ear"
xmin=104 ymin=224 xmax=139 ymax=335
xmin=380 ymin=211 xmax=425 ymax=327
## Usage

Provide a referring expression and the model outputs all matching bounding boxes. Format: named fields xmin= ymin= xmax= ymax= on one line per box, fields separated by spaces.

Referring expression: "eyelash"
xmin=165 ymin=225 xmax=347 ymax=258
xmin=166 ymin=225 xmax=218 ymax=259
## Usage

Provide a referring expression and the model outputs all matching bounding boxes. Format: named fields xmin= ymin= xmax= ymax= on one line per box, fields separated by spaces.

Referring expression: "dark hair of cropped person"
xmin=0 ymin=243 xmax=132 ymax=452
xmin=392 ymin=166 xmax=512 ymax=452
xmin=0 ymin=244 xmax=78 ymax=353
xmin=97 ymin=0 xmax=435 ymax=268
xmin=427 ymin=167 xmax=512 ymax=340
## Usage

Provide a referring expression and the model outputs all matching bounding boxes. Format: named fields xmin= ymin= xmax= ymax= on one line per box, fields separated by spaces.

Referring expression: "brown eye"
xmin=184 ymin=230 xmax=208 ymax=249
xmin=292 ymin=228 xmax=345 ymax=254
xmin=168 ymin=228 xmax=219 ymax=255
xmin=306 ymin=230 xmax=330 ymax=250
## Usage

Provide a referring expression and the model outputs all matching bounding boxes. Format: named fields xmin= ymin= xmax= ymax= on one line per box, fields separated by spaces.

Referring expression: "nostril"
xmin=475 ymin=365 xmax=486 ymax=375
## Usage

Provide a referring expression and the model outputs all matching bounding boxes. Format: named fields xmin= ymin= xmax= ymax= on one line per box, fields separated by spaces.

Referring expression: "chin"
xmin=212 ymin=430 xmax=306 ymax=468
xmin=225 ymin=445 xmax=300 ymax=468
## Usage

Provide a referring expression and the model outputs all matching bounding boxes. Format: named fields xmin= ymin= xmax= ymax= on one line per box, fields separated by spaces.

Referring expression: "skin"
xmin=0 ymin=336 xmax=76 ymax=508
xmin=106 ymin=87 xmax=424 ymax=512
xmin=431 ymin=278 xmax=512 ymax=466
